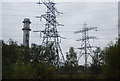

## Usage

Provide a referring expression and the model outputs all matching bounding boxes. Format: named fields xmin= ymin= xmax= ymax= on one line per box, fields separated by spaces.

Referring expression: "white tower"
xmin=22 ymin=18 xmax=31 ymax=47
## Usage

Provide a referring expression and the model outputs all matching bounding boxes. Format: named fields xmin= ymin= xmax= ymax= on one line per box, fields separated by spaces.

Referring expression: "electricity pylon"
xmin=74 ymin=23 xmax=97 ymax=67
xmin=34 ymin=0 xmax=65 ymax=66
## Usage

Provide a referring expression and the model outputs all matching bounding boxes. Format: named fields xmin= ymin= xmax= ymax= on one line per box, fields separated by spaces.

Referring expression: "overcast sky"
xmin=1 ymin=0 xmax=120 ymax=2
xmin=1 ymin=0 xmax=119 ymax=64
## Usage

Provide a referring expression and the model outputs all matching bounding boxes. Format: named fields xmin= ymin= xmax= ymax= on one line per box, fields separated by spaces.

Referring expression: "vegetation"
xmin=64 ymin=47 xmax=78 ymax=74
xmin=2 ymin=39 xmax=120 ymax=79
xmin=100 ymin=39 xmax=120 ymax=79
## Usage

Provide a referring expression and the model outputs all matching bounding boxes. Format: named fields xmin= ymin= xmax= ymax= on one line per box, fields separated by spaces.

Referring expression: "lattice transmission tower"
xmin=74 ymin=23 xmax=97 ymax=67
xmin=34 ymin=0 xmax=65 ymax=66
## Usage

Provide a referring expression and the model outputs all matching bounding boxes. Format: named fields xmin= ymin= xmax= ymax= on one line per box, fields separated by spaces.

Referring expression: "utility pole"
xmin=34 ymin=0 xmax=65 ymax=66
xmin=74 ymin=23 xmax=97 ymax=67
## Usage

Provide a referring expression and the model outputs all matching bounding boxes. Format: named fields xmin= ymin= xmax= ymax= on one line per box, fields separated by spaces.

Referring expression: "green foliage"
xmin=2 ymin=39 xmax=57 ymax=79
xmin=40 ymin=43 xmax=58 ymax=65
xmin=2 ymin=39 xmax=35 ymax=79
xmin=3 ymin=63 xmax=37 ymax=79
xmin=30 ymin=43 xmax=58 ymax=66
xmin=30 ymin=44 xmax=41 ymax=63
xmin=65 ymin=47 xmax=78 ymax=74
xmin=90 ymin=47 xmax=102 ymax=74
xmin=65 ymin=47 xmax=78 ymax=67
xmin=2 ymin=39 xmax=18 ymax=65
xmin=2 ymin=38 xmax=120 ymax=79
xmin=33 ymin=62 xmax=57 ymax=79
xmin=101 ymin=39 xmax=120 ymax=79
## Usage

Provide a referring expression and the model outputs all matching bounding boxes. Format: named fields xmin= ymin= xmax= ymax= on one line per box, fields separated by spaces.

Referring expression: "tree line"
xmin=2 ymin=38 xmax=120 ymax=79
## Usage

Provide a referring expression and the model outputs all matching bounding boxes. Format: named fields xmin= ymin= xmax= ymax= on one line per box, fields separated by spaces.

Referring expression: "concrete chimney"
xmin=22 ymin=18 xmax=31 ymax=47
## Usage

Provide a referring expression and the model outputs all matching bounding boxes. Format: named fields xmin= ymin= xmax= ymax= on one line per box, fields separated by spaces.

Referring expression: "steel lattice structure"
xmin=74 ymin=23 xmax=97 ymax=67
xmin=34 ymin=0 xmax=65 ymax=66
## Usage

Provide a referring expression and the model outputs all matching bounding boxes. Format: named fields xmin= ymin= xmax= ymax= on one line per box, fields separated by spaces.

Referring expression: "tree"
xmin=30 ymin=43 xmax=57 ymax=66
xmin=2 ymin=39 xmax=18 ymax=65
xmin=101 ymin=39 xmax=120 ymax=79
xmin=65 ymin=47 xmax=78 ymax=74
xmin=2 ymin=39 xmax=37 ymax=79
xmin=90 ymin=47 xmax=102 ymax=74
xmin=40 ymin=43 xmax=58 ymax=66
xmin=34 ymin=62 xmax=57 ymax=79
xmin=30 ymin=44 xmax=42 ymax=63
xmin=29 ymin=43 xmax=58 ymax=78
xmin=5 ymin=63 xmax=37 ymax=79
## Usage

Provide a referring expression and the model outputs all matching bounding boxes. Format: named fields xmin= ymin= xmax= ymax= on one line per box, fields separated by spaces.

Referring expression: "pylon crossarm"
xmin=74 ymin=30 xmax=82 ymax=34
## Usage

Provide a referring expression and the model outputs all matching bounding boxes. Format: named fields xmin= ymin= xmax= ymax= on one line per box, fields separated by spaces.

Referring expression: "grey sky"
xmin=1 ymin=0 xmax=119 ymax=2
xmin=0 ymin=2 xmax=2 ymax=39
xmin=119 ymin=2 xmax=120 ymax=38
xmin=1 ymin=1 xmax=118 ymax=65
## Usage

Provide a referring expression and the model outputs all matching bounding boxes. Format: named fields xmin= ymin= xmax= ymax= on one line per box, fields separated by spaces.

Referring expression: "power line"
xmin=33 ymin=0 xmax=65 ymax=67
xmin=74 ymin=23 xmax=98 ymax=67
